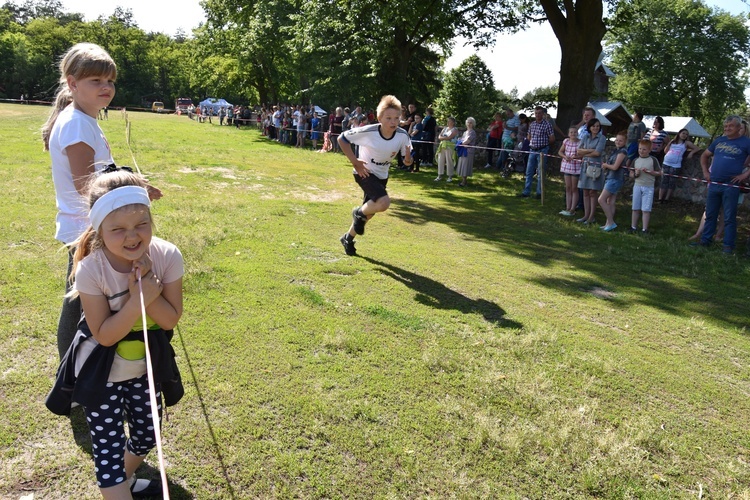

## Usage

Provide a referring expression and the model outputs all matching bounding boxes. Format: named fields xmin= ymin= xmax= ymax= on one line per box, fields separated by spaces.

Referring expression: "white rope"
xmin=136 ymin=269 xmax=170 ymax=499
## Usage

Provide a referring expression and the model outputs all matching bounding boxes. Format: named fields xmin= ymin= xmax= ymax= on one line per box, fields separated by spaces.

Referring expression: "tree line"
xmin=1 ymin=0 xmax=747 ymax=136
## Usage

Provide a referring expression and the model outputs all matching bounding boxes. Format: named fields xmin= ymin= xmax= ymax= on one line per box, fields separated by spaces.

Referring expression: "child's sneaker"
xmin=340 ymin=234 xmax=356 ymax=256
xmin=351 ymin=207 xmax=367 ymax=235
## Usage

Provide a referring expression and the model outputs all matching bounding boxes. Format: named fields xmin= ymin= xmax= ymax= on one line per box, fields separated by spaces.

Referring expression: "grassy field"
xmin=1 ymin=103 xmax=749 ymax=499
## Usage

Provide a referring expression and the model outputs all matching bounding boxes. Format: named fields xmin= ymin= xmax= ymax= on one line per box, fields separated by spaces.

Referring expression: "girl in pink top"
xmin=558 ymin=126 xmax=582 ymax=216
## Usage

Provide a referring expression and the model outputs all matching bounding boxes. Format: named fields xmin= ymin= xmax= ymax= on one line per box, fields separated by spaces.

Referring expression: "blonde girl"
xmin=558 ymin=125 xmax=582 ymax=216
xmin=598 ymin=131 xmax=629 ymax=231
xmin=48 ymin=170 xmax=183 ymax=499
xmin=42 ymin=43 xmax=120 ymax=359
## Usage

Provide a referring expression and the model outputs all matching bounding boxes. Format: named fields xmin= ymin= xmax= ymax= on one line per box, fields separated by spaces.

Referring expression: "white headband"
xmin=89 ymin=186 xmax=150 ymax=231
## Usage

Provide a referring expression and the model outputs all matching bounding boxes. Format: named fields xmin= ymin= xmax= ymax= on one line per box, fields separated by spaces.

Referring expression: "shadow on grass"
xmin=69 ymin=405 xmax=92 ymax=456
xmin=132 ymin=462 xmax=193 ymax=499
xmin=360 ymin=256 xmax=523 ymax=329
xmin=175 ymin=325 xmax=238 ymax=499
xmin=67 ymin=407 xmax=194 ymax=498
xmin=388 ymin=168 xmax=750 ymax=331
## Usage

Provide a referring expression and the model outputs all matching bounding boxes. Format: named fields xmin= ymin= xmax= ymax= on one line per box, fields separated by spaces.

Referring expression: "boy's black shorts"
xmin=354 ymin=174 xmax=389 ymax=203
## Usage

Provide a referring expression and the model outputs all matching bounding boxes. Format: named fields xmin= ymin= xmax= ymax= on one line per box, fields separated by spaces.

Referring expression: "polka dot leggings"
xmin=83 ymin=375 xmax=162 ymax=488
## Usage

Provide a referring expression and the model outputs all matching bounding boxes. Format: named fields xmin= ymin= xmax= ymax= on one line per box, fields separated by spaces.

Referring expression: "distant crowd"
xmin=187 ymin=104 xmax=255 ymax=127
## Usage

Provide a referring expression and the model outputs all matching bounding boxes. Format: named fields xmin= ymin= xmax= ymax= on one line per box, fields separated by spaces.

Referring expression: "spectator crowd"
xmin=204 ymin=99 xmax=750 ymax=258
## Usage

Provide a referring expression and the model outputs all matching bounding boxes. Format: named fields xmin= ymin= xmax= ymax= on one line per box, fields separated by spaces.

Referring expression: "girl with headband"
xmin=47 ymin=170 xmax=183 ymax=498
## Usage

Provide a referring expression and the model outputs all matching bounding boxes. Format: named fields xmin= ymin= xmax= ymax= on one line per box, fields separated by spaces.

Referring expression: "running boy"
xmin=630 ymin=139 xmax=662 ymax=233
xmin=339 ymin=95 xmax=413 ymax=256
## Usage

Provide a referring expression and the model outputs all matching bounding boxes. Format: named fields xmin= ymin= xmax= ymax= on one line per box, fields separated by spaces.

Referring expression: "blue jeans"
xmin=523 ymin=147 xmax=548 ymax=195
xmin=702 ymin=183 xmax=740 ymax=249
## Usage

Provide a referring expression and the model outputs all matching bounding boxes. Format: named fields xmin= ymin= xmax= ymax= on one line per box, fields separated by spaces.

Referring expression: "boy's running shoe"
xmin=352 ymin=208 xmax=367 ymax=235
xmin=340 ymin=234 xmax=356 ymax=256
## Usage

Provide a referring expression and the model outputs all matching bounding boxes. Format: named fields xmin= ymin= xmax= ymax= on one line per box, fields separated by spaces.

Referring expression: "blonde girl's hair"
xmin=68 ymin=171 xmax=149 ymax=285
xmin=41 ymin=43 xmax=117 ymax=150
xmin=376 ymin=95 xmax=402 ymax=120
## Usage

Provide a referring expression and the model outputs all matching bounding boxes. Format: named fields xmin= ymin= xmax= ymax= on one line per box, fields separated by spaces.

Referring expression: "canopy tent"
xmin=642 ymin=115 xmax=710 ymax=139
xmin=312 ymin=105 xmax=327 ymax=116
xmin=198 ymin=98 xmax=233 ymax=113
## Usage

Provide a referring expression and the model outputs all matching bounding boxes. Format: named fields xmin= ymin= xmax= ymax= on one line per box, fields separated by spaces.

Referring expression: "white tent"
xmin=198 ymin=98 xmax=233 ymax=113
xmin=642 ymin=115 xmax=710 ymax=138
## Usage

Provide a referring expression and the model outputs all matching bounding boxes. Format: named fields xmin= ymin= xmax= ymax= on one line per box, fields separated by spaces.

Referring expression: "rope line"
xmin=136 ymin=269 xmax=170 ymax=499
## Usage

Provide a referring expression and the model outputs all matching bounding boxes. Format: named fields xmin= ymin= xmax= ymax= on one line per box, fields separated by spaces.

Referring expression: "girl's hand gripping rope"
xmin=129 ymin=269 xmax=162 ymax=307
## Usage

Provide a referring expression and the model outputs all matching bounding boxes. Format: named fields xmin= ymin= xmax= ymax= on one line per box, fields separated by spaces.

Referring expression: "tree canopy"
xmin=2 ymin=0 xmax=749 ymax=135
xmin=605 ymin=0 xmax=750 ymax=134
xmin=434 ymin=55 xmax=499 ymax=127
xmin=0 ymin=1 xmax=198 ymax=107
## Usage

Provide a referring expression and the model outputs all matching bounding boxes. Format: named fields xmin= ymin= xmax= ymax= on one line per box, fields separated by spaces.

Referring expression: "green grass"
xmin=1 ymin=103 xmax=749 ymax=498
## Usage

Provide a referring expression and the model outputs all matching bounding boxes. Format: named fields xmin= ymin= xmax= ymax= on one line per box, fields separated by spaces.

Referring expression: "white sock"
xmin=129 ymin=477 xmax=153 ymax=493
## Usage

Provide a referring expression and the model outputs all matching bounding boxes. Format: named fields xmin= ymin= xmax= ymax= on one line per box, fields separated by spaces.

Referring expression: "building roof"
xmin=590 ymin=101 xmax=631 ymax=117
xmin=642 ymin=115 xmax=710 ymax=138
xmin=542 ymin=104 xmax=612 ymax=127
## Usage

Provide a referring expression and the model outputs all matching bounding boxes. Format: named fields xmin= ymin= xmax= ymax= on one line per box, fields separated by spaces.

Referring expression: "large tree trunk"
xmin=381 ymin=26 xmax=414 ymax=103
xmin=540 ymin=0 xmax=607 ymax=132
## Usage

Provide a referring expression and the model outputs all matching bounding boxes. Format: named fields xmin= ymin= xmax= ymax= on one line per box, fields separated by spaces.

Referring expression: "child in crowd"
xmin=296 ymin=109 xmax=307 ymax=148
xmin=47 ymin=170 xmax=183 ymax=498
xmin=558 ymin=125 xmax=582 ymax=216
xmin=630 ymin=139 xmax=662 ymax=233
xmin=409 ymin=113 xmax=424 ymax=172
xmin=310 ymin=113 xmax=321 ymax=150
xmin=338 ymin=95 xmax=413 ymax=256
xmin=598 ymin=130 xmax=629 ymax=231
xmin=499 ymin=131 xmax=517 ymax=173
xmin=659 ymin=128 xmax=698 ymax=203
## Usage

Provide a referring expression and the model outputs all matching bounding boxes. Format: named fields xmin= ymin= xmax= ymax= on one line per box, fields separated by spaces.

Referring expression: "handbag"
xmin=584 ymin=159 xmax=602 ymax=180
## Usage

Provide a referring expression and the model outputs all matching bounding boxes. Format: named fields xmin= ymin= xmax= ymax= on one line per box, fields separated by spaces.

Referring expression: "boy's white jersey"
xmin=341 ymin=124 xmax=412 ymax=179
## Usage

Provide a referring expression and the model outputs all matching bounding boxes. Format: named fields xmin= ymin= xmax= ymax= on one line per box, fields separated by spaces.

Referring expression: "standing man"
xmin=576 ymin=106 xmax=596 ymax=141
xmin=519 ymin=106 xmax=555 ymax=199
xmin=496 ymin=106 xmax=519 ymax=169
xmin=697 ymin=115 xmax=750 ymax=254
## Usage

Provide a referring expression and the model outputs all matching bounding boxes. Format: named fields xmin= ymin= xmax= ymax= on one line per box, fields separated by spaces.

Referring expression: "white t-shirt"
xmin=74 ymin=237 xmax=184 ymax=382
xmin=340 ymin=124 xmax=412 ymax=180
xmin=663 ymin=142 xmax=687 ymax=168
xmin=49 ymin=105 xmax=113 ymax=244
